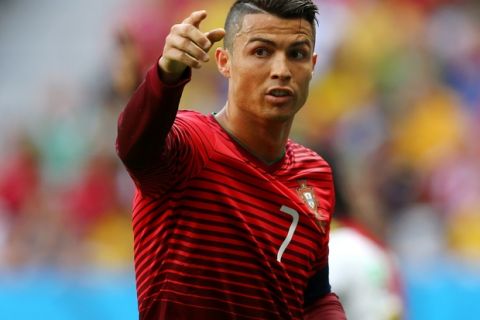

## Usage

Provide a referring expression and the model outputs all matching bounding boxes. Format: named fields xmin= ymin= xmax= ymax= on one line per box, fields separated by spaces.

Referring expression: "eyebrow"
xmin=247 ymin=37 xmax=312 ymax=48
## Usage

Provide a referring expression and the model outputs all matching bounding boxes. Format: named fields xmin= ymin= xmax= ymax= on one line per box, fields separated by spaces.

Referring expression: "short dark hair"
xmin=224 ymin=0 xmax=318 ymax=50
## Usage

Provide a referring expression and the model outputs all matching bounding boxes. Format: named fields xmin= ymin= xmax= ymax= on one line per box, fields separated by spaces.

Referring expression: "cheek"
xmin=298 ymin=71 xmax=313 ymax=92
xmin=232 ymin=57 xmax=267 ymax=80
xmin=234 ymin=68 xmax=264 ymax=92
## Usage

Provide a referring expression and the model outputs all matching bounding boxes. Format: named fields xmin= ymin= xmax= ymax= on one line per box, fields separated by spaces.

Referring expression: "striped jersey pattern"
xmin=125 ymin=109 xmax=335 ymax=319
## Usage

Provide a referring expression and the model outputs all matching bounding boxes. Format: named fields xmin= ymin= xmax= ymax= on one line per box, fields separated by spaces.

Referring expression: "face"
xmin=216 ymin=13 xmax=317 ymax=123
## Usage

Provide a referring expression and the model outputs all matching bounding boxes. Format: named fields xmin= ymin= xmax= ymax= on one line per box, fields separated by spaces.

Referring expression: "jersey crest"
xmin=297 ymin=180 xmax=328 ymax=233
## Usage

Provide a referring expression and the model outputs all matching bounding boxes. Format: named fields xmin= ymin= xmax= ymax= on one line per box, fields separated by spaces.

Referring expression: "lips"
xmin=266 ymin=87 xmax=294 ymax=97
xmin=265 ymin=87 xmax=294 ymax=106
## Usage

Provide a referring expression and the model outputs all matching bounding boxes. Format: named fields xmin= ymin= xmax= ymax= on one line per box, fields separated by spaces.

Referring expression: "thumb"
xmin=206 ymin=28 xmax=226 ymax=46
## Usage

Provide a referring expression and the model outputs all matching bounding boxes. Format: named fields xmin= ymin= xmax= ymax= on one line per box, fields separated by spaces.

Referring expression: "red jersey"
xmin=117 ymin=65 xmax=345 ymax=319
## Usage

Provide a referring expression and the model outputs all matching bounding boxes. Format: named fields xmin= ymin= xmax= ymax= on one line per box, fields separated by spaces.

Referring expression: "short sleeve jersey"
xmin=128 ymin=110 xmax=335 ymax=320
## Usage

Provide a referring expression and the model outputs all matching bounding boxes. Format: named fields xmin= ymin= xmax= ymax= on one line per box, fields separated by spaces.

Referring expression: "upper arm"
xmin=128 ymin=113 xmax=214 ymax=196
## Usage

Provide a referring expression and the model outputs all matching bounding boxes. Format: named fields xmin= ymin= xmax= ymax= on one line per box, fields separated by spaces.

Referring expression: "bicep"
xmin=129 ymin=118 xmax=212 ymax=196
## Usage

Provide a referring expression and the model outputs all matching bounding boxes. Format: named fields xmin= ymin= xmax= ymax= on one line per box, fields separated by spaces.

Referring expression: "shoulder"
xmin=174 ymin=110 xmax=216 ymax=133
xmin=176 ymin=109 xmax=210 ymax=123
xmin=287 ymin=140 xmax=331 ymax=172
xmin=173 ymin=110 xmax=218 ymax=151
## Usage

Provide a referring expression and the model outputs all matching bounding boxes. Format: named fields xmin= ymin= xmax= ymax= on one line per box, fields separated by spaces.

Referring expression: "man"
xmin=116 ymin=0 xmax=346 ymax=319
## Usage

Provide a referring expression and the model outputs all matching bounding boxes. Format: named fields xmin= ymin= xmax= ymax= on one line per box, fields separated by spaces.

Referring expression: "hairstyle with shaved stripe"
xmin=224 ymin=0 xmax=318 ymax=51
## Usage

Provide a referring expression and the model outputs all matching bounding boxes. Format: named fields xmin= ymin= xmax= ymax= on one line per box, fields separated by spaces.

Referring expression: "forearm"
xmin=116 ymin=64 xmax=190 ymax=169
xmin=304 ymin=292 xmax=346 ymax=320
xmin=116 ymin=9 xmax=222 ymax=172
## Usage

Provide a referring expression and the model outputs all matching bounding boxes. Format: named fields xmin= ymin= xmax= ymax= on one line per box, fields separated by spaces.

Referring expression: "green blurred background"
xmin=1 ymin=0 xmax=479 ymax=319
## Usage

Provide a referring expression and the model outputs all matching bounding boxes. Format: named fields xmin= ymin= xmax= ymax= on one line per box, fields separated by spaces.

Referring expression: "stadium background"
xmin=0 ymin=0 xmax=479 ymax=319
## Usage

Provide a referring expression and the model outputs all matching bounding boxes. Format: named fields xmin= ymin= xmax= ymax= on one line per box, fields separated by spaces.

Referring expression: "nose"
xmin=270 ymin=54 xmax=292 ymax=81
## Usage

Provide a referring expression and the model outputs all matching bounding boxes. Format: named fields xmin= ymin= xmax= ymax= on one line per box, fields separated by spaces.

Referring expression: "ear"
xmin=312 ymin=52 xmax=318 ymax=72
xmin=215 ymin=47 xmax=231 ymax=78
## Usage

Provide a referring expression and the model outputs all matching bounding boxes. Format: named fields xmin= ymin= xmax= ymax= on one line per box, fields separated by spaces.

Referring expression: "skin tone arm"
xmin=158 ymin=10 xmax=225 ymax=84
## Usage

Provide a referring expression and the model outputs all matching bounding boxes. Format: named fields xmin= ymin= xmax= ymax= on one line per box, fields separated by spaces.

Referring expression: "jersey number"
xmin=277 ymin=205 xmax=299 ymax=262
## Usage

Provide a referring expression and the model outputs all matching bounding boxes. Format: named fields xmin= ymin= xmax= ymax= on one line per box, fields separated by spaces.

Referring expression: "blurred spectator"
xmin=329 ymin=212 xmax=404 ymax=320
xmin=0 ymin=131 xmax=74 ymax=270
xmin=323 ymin=151 xmax=405 ymax=320
xmin=0 ymin=132 xmax=40 ymax=219
xmin=111 ymin=0 xmax=193 ymax=98
xmin=0 ymin=132 xmax=42 ymax=268
xmin=62 ymin=151 xmax=133 ymax=270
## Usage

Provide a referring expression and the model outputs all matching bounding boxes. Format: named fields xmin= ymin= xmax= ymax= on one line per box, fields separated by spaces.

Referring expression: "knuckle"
xmin=170 ymin=24 xmax=180 ymax=33
xmin=165 ymin=33 xmax=174 ymax=44
xmin=183 ymin=24 xmax=195 ymax=34
xmin=172 ymin=23 xmax=191 ymax=35
xmin=179 ymin=37 xmax=190 ymax=48
xmin=178 ymin=51 xmax=189 ymax=61
xmin=174 ymin=24 xmax=187 ymax=34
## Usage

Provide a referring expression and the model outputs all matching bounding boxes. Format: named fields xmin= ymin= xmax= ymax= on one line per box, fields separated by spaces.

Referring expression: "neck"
xmin=215 ymin=102 xmax=293 ymax=164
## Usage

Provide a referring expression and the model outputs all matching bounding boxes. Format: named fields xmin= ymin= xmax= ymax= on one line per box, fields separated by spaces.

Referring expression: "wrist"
xmin=157 ymin=57 xmax=187 ymax=84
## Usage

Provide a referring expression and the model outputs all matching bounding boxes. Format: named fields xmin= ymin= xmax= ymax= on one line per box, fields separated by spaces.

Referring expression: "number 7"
xmin=277 ymin=205 xmax=299 ymax=262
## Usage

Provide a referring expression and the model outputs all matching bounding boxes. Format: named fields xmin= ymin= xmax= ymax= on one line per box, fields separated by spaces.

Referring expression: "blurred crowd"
xmin=0 ymin=0 xmax=479 ymax=301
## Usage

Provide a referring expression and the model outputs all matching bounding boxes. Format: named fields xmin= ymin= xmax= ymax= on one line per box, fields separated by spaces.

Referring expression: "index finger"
xmin=182 ymin=10 xmax=208 ymax=29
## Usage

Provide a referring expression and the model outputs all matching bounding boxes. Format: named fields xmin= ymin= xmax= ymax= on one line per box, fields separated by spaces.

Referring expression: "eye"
xmin=254 ymin=47 xmax=270 ymax=57
xmin=289 ymin=49 xmax=309 ymax=60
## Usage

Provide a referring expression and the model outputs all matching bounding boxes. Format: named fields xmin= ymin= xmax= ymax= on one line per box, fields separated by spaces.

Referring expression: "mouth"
xmin=266 ymin=87 xmax=294 ymax=98
xmin=265 ymin=87 xmax=294 ymax=105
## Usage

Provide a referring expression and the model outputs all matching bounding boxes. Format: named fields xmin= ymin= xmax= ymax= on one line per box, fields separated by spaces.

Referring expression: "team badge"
xmin=296 ymin=180 xmax=328 ymax=233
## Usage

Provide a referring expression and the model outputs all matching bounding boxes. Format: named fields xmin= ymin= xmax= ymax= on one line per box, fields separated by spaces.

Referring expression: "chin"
xmin=264 ymin=110 xmax=297 ymax=123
